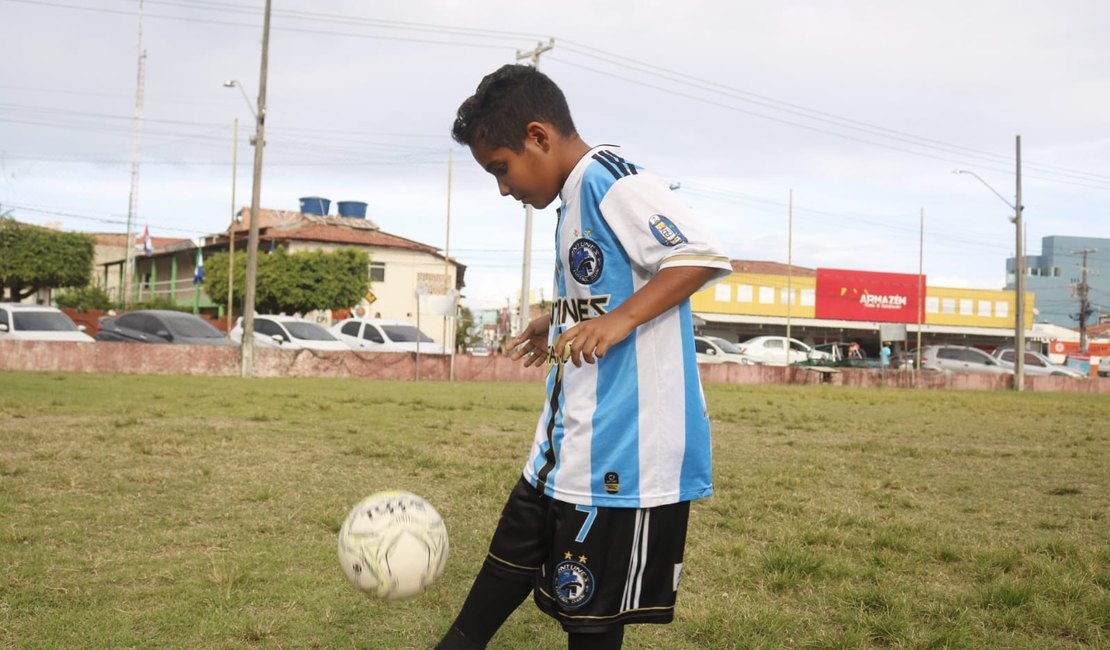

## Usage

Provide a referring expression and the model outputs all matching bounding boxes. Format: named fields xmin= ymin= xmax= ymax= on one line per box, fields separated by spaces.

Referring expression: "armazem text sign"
xmin=815 ymin=268 xmax=924 ymax=324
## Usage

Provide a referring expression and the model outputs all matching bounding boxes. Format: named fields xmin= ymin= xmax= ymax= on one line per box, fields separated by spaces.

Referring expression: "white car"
xmin=0 ymin=303 xmax=94 ymax=342
xmin=231 ymin=315 xmax=349 ymax=351
xmin=1098 ymin=355 xmax=1109 ymax=378
xmin=694 ymin=335 xmax=756 ymax=364
xmin=990 ymin=348 xmax=1086 ymax=378
xmin=331 ymin=318 xmax=446 ymax=354
xmin=736 ymin=335 xmax=830 ymax=366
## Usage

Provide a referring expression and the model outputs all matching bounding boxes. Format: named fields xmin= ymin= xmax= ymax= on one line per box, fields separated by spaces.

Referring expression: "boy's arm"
xmin=507 ymin=314 xmax=550 ymax=368
xmin=555 ymin=266 xmax=718 ymax=367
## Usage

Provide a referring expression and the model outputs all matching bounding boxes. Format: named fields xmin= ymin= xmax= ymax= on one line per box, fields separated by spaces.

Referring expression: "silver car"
xmin=990 ymin=348 xmax=1086 ymax=378
xmin=918 ymin=344 xmax=1011 ymax=374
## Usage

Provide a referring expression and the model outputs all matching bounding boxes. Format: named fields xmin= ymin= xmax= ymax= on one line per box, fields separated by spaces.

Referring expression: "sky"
xmin=2 ymin=0 xmax=1108 ymax=312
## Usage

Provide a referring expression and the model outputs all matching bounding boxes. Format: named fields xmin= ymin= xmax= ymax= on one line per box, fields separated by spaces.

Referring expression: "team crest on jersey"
xmin=554 ymin=558 xmax=595 ymax=610
xmin=568 ymin=238 xmax=603 ymax=285
xmin=648 ymin=214 xmax=687 ymax=247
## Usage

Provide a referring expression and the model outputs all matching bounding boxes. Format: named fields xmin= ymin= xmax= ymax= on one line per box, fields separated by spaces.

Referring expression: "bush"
xmin=54 ymin=283 xmax=113 ymax=312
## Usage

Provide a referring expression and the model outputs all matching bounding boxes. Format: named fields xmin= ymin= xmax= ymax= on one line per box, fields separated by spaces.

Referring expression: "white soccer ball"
xmin=337 ymin=491 xmax=449 ymax=600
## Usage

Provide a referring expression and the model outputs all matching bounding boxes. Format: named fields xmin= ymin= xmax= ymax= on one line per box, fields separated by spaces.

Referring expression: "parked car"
xmin=736 ymin=335 xmax=831 ymax=366
xmin=0 ymin=303 xmax=94 ymax=342
xmin=469 ymin=343 xmax=492 ymax=357
xmin=990 ymin=347 xmax=1086 ymax=378
xmin=330 ymin=318 xmax=445 ymax=354
xmin=917 ymin=344 xmax=1010 ymax=374
xmin=230 ymin=315 xmax=348 ymax=351
xmin=94 ymin=309 xmax=229 ymax=346
xmin=694 ymin=335 xmax=756 ymax=364
xmin=1099 ymin=356 xmax=1110 ymax=378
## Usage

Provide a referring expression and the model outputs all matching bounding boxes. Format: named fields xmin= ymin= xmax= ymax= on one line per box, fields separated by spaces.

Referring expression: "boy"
xmin=436 ymin=64 xmax=731 ymax=650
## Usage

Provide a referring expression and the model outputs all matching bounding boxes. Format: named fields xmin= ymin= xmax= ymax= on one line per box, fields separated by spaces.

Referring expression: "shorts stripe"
xmin=622 ymin=510 xmax=650 ymax=611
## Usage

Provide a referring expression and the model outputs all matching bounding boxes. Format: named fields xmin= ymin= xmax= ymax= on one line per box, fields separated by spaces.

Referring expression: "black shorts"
xmin=484 ymin=476 xmax=691 ymax=633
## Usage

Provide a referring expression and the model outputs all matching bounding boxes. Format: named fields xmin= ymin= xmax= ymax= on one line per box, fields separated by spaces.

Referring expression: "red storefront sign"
xmin=815 ymin=268 xmax=924 ymax=324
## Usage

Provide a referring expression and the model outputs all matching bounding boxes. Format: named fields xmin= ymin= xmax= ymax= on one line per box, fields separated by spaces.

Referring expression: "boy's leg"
xmin=568 ymin=627 xmax=624 ymax=650
xmin=436 ymin=477 xmax=549 ymax=649
xmin=436 ymin=567 xmax=532 ymax=649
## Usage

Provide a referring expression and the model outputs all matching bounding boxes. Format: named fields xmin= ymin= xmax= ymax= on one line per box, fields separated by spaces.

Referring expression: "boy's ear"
xmin=525 ymin=121 xmax=552 ymax=153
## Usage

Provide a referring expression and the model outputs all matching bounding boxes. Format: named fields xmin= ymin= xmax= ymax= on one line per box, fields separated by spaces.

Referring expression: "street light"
xmin=954 ymin=138 xmax=1025 ymax=391
xmin=223 ymin=80 xmax=257 ymax=119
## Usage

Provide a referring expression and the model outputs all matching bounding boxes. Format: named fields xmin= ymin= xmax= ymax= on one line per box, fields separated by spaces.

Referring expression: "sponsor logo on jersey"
xmin=648 ymin=214 xmax=687 ymax=247
xmin=554 ymin=558 xmax=595 ymax=610
xmin=604 ymin=471 xmax=620 ymax=494
xmin=550 ymin=295 xmax=611 ymax=326
xmin=568 ymin=238 xmax=603 ymax=285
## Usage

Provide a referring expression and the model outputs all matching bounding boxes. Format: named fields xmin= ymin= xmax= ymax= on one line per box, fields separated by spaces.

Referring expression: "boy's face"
xmin=469 ymin=123 xmax=562 ymax=210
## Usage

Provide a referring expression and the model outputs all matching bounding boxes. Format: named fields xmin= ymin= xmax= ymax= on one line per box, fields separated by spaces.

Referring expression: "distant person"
xmin=436 ymin=64 xmax=731 ymax=650
xmin=848 ymin=341 xmax=863 ymax=359
xmin=880 ymin=342 xmax=892 ymax=368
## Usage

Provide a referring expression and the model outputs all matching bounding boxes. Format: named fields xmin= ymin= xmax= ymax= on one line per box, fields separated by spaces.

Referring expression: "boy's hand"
xmin=508 ymin=315 xmax=550 ymax=368
xmin=554 ymin=311 xmax=636 ymax=368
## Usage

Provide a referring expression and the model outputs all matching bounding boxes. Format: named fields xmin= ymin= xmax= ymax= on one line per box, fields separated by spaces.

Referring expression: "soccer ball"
xmin=337 ymin=491 xmax=449 ymax=600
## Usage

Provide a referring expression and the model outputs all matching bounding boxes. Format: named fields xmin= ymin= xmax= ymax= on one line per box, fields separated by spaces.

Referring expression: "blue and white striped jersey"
xmin=522 ymin=145 xmax=732 ymax=508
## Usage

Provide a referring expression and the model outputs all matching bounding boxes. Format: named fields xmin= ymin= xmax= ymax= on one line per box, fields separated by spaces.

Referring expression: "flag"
xmin=193 ymin=245 xmax=205 ymax=284
xmin=142 ymin=225 xmax=153 ymax=256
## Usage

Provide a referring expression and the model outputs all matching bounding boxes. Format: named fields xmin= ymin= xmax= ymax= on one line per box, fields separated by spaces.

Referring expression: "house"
xmin=98 ymin=203 xmax=465 ymax=348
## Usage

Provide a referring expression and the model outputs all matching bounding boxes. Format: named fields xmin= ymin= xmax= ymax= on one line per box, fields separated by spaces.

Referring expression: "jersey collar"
xmin=559 ymin=144 xmax=621 ymax=205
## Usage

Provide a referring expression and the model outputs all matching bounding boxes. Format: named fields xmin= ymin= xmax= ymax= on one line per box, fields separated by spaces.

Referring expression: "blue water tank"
xmin=337 ymin=201 xmax=368 ymax=218
xmin=299 ymin=196 xmax=330 ymax=215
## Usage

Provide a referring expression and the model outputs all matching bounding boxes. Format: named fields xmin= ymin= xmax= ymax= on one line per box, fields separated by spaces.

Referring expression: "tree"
xmin=0 ymin=218 xmax=95 ymax=302
xmin=455 ymin=305 xmax=478 ymax=352
xmin=203 ymin=247 xmax=371 ymax=315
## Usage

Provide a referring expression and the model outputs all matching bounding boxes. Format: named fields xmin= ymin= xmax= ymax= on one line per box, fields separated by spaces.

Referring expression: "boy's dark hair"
xmin=451 ymin=64 xmax=577 ymax=151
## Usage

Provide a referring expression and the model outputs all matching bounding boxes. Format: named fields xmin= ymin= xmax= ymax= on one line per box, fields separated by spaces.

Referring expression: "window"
xmin=694 ymin=338 xmax=711 ymax=354
xmin=942 ymin=298 xmax=956 ymax=314
xmin=715 ymin=284 xmax=731 ymax=302
xmin=362 ymin=325 xmax=385 ymax=343
xmin=369 ymin=262 xmax=385 ymax=283
xmin=961 ymin=348 xmax=993 ymax=365
xmin=341 ymin=321 xmax=361 ymax=337
xmin=255 ymin=319 xmax=286 ymax=341
xmin=925 ymin=297 xmax=939 ymax=314
xmin=736 ymin=285 xmax=754 ymax=303
xmin=800 ymin=289 xmax=816 ymax=306
xmin=764 ymin=339 xmax=784 ymax=350
xmin=1053 ymin=267 xmax=1062 ymax=277
xmin=978 ymin=300 xmax=992 ymax=317
xmin=0 ymin=308 xmax=8 ymax=329
xmin=959 ymin=299 xmax=973 ymax=315
xmin=937 ymin=347 xmax=961 ymax=360
xmin=995 ymin=301 xmax=1009 ymax=318
xmin=758 ymin=287 xmax=775 ymax=304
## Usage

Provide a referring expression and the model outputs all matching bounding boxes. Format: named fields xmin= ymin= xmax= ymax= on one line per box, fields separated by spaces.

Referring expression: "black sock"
xmin=435 ymin=562 xmax=532 ymax=649
xmin=568 ymin=627 xmax=624 ymax=650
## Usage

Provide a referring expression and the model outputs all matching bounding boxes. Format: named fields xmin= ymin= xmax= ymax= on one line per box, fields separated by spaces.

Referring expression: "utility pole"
xmin=1013 ymin=135 xmax=1025 ymax=391
xmin=1071 ymin=248 xmax=1096 ymax=352
xmin=241 ymin=0 xmax=272 ymax=377
xmin=916 ymin=208 xmax=924 ymax=372
xmin=123 ymin=0 xmax=146 ymax=308
xmin=785 ymin=189 xmax=793 ymax=364
xmin=226 ymin=117 xmax=239 ymax=342
xmin=514 ymin=38 xmax=554 ymax=335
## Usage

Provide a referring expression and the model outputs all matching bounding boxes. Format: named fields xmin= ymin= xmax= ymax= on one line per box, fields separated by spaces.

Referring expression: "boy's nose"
xmin=497 ymin=180 xmax=511 ymax=197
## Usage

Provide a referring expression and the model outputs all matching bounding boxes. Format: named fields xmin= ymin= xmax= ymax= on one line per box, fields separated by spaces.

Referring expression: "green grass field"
xmin=1 ymin=371 xmax=1107 ymax=649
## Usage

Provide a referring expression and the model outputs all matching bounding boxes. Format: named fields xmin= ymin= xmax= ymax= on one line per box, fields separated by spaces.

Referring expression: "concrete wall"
xmin=3 ymin=340 xmax=1109 ymax=393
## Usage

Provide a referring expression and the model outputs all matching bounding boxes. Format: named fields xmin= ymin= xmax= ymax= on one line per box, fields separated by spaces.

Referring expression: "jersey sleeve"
xmin=597 ymin=172 xmax=732 ymax=290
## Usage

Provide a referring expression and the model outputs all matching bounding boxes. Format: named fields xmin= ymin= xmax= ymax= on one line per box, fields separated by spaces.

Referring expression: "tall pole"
xmin=123 ymin=0 xmax=146 ymax=308
xmin=515 ymin=38 xmax=554 ymax=335
xmin=786 ymin=189 xmax=793 ymax=363
xmin=1072 ymin=248 xmax=1096 ymax=352
xmin=1014 ymin=135 xmax=1025 ymax=391
xmin=241 ymin=0 xmax=272 ymax=378
xmin=916 ymin=208 xmax=924 ymax=371
xmin=445 ymin=149 xmax=456 ymax=381
xmin=226 ymin=117 xmax=238 ymax=342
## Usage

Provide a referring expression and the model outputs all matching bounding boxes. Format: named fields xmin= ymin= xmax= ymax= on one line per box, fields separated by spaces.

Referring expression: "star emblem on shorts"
xmin=578 ymin=555 xmax=588 ymax=564
xmin=564 ymin=551 xmax=573 ymax=560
